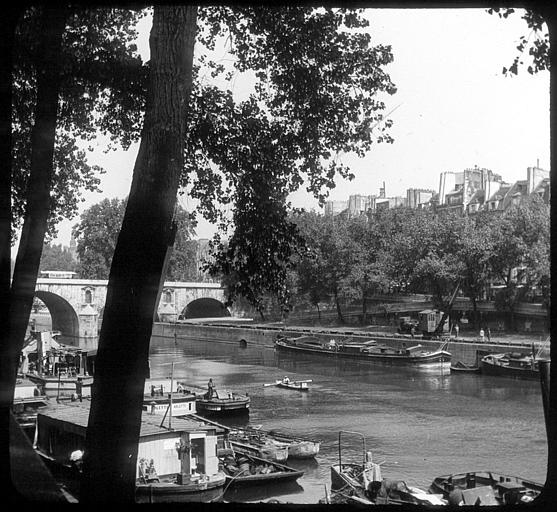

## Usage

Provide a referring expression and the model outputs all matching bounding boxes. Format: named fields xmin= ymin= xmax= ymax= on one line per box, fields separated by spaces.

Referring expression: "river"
xmin=148 ymin=334 xmax=547 ymax=504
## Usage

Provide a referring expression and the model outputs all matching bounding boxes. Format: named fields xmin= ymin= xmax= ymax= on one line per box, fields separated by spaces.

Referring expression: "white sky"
xmin=51 ymin=7 xmax=549 ymax=245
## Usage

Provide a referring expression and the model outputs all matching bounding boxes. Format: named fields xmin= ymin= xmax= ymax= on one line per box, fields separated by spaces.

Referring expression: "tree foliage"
xmin=11 ymin=6 xmax=147 ymax=237
xmin=38 ymin=243 xmax=77 ymax=273
xmin=73 ymin=198 xmax=127 ymax=279
xmin=487 ymin=7 xmax=549 ymax=75
xmin=185 ymin=6 xmax=397 ymax=311
xmin=73 ymin=197 xmax=197 ymax=281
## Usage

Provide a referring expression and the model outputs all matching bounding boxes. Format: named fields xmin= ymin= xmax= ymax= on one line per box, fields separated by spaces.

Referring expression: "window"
xmin=85 ymin=290 xmax=92 ymax=304
xmin=164 ymin=290 xmax=172 ymax=303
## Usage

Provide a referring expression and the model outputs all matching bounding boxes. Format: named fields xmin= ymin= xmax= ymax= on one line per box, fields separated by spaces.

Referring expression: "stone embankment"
xmin=152 ymin=321 xmax=547 ymax=366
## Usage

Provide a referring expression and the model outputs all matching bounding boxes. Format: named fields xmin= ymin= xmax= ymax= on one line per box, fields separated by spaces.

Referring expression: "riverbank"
xmin=152 ymin=321 xmax=547 ymax=366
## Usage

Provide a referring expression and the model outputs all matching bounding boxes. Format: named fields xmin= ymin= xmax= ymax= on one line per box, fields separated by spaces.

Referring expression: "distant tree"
xmin=343 ymin=214 xmax=388 ymax=323
xmin=164 ymin=208 xmax=198 ymax=281
xmin=38 ymin=243 xmax=77 ymax=273
xmin=73 ymin=197 xmax=196 ymax=281
xmin=455 ymin=217 xmax=495 ymax=329
xmin=294 ymin=212 xmax=356 ymax=323
xmin=488 ymin=196 xmax=549 ymax=330
xmin=73 ymin=198 xmax=126 ymax=279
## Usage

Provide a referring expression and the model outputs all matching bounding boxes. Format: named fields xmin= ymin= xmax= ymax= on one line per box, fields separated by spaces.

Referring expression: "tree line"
xmin=286 ymin=197 xmax=549 ymax=331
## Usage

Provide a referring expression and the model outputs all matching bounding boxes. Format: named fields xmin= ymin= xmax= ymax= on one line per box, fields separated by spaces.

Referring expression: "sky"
xmin=50 ymin=7 xmax=550 ymax=245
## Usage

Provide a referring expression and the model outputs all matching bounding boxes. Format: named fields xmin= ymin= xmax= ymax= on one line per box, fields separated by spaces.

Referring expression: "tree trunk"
xmin=0 ymin=6 xmax=25 ymax=502
xmin=361 ymin=288 xmax=367 ymax=325
xmin=471 ymin=296 xmax=478 ymax=330
xmin=80 ymin=6 xmax=197 ymax=503
xmin=1 ymin=5 xmax=66 ymax=501
xmin=334 ymin=290 xmax=344 ymax=324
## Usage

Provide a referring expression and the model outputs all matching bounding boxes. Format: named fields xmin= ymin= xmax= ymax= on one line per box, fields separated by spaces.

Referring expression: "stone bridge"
xmin=34 ymin=278 xmax=229 ymax=342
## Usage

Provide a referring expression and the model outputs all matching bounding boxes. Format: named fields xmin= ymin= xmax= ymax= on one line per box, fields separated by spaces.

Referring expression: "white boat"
xmin=265 ymin=377 xmax=312 ymax=391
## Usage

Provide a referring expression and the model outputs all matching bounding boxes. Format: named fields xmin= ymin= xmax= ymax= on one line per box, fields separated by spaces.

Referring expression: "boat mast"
xmin=169 ymin=361 xmax=174 ymax=430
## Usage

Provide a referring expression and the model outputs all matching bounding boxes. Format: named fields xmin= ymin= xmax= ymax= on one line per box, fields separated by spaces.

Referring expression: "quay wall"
xmin=152 ymin=322 xmax=539 ymax=365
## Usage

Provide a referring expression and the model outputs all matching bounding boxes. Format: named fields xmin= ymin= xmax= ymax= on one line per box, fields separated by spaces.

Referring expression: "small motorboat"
xmin=264 ymin=376 xmax=312 ymax=391
xmin=430 ymin=471 xmax=543 ymax=505
xmin=450 ymin=361 xmax=481 ymax=373
xmin=219 ymin=449 xmax=304 ymax=487
xmin=330 ymin=430 xmax=445 ymax=506
xmin=195 ymin=388 xmax=250 ymax=416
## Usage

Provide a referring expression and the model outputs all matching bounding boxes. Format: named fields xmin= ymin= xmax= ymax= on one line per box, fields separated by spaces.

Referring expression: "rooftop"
xmin=38 ymin=401 xmax=225 ymax=437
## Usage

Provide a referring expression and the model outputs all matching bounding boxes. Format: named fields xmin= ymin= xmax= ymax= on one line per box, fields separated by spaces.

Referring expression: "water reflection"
xmin=224 ymin=480 xmax=304 ymax=503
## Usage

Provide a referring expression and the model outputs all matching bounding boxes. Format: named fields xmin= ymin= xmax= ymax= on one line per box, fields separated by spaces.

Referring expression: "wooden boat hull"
xmin=37 ymin=449 xmax=226 ymax=503
xmin=231 ymin=440 xmax=289 ymax=463
xmin=196 ymin=398 xmax=250 ymax=416
xmin=220 ymin=451 xmax=303 ymax=487
xmin=135 ymin=474 xmax=226 ymax=503
xmin=275 ymin=338 xmax=451 ymax=367
xmin=276 ymin=381 xmax=309 ymax=391
xmin=480 ymin=357 xmax=543 ymax=381
xmin=430 ymin=471 xmax=543 ymax=505
xmin=450 ymin=361 xmax=480 ymax=373
xmin=331 ymin=463 xmax=364 ymax=493
xmin=287 ymin=440 xmax=320 ymax=459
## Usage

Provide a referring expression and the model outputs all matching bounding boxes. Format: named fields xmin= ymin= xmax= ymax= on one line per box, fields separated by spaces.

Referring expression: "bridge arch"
xmin=179 ymin=298 xmax=230 ymax=319
xmin=34 ymin=290 xmax=80 ymax=339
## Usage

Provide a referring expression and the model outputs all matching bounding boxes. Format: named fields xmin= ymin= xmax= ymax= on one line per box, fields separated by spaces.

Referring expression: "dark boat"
xmin=275 ymin=335 xmax=451 ymax=368
xmin=330 ymin=430 xmax=445 ymax=506
xmin=34 ymin=401 xmax=227 ymax=503
xmin=450 ymin=361 xmax=481 ymax=373
xmin=195 ymin=388 xmax=250 ymax=416
xmin=219 ymin=449 xmax=304 ymax=487
xmin=480 ymin=352 xmax=549 ymax=380
xmin=430 ymin=471 xmax=543 ymax=505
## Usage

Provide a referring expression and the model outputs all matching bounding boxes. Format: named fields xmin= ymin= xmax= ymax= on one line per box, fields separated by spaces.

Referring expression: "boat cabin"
xmin=418 ymin=309 xmax=449 ymax=335
xmin=35 ymin=402 xmax=226 ymax=484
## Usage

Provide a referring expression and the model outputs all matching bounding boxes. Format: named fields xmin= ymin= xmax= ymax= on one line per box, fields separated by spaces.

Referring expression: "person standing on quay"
xmin=454 ymin=324 xmax=460 ymax=339
xmin=487 ymin=327 xmax=491 ymax=343
xmin=479 ymin=328 xmax=485 ymax=342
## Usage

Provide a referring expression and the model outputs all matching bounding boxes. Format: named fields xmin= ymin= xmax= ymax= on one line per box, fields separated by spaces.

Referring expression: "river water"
xmin=149 ymin=334 xmax=547 ymax=504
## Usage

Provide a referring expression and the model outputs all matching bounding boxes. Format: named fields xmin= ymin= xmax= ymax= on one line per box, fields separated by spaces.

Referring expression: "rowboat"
xmin=275 ymin=335 xmax=451 ymax=368
xmin=430 ymin=471 xmax=543 ymax=505
xmin=330 ymin=430 xmax=445 ymax=506
xmin=230 ymin=439 xmax=289 ymax=463
xmin=264 ymin=377 xmax=312 ymax=391
xmin=450 ymin=361 xmax=481 ymax=373
xmin=264 ymin=430 xmax=320 ymax=459
xmin=219 ymin=449 xmax=304 ymax=487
